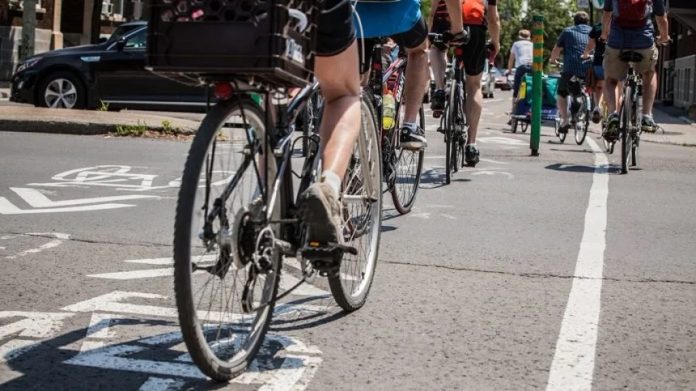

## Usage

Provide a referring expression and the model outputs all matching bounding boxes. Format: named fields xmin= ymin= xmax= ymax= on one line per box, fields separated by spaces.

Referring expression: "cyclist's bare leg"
xmin=604 ymin=77 xmax=620 ymax=114
xmin=594 ymin=79 xmax=605 ymax=108
xmin=465 ymin=73 xmax=483 ymax=144
xmin=403 ymin=40 xmax=429 ymax=123
xmin=430 ymin=47 xmax=447 ymax=90
xmin=641 ymin=70 xmax=657 ymax=115
xmin=557 ymin=95 xmax=569 ymax=125
xmin=315 ymin=41 xmax=361 ymax=180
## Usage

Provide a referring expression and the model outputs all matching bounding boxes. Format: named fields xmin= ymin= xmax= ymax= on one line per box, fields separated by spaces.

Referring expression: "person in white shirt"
xmin=507 ymin=29 xmax=533 ymax=116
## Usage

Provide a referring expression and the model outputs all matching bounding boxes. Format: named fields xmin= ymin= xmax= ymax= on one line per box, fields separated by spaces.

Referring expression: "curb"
xmin=587 ymin=128 xmax=696 ymax=148
xmin=0 ymin=119 xmax=194 ymax=136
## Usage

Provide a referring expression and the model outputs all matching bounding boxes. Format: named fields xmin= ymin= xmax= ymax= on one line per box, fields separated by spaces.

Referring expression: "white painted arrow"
xmin=10 ymin=187 xmax=159 ymax=207
xmin=0 ymin=198 xmax=135 ymax=214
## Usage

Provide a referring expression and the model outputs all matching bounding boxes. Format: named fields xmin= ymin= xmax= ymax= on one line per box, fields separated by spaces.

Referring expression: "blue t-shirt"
xmin=604 ymin=0 xmax=666 ymax=49
xmin=354 ymin=0 xmax=422 ymax=38
xmin=557 ymin=24 xmax=592 ymax=78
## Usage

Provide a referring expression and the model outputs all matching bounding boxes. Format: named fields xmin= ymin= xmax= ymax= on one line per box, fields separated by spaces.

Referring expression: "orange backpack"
xmin=462 ymin=0 xmax=487 ymax=26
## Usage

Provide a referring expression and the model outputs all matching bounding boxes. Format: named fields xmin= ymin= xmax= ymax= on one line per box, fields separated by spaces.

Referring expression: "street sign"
xmin=593 ymin=0 xmax=604 ymax=8
xmin=578 ymin=0 xmax=590 ymax=8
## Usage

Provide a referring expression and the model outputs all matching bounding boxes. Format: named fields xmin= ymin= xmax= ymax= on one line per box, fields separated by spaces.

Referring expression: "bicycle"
xmin=362 ymin=39 xmax=425 ymax=214
xmin=148 ymin=2 xmax=382 ymax=381
xmin=551 ymin=62 xmax=590 ymax=145
xmin=429 ymin=31 xmax=471 ymax=185
xmin=612 ymin=51 xmax=645 ymax=174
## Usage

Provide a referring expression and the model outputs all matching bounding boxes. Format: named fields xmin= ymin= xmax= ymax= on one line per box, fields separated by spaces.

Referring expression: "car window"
xmin=124 ymin=29 xmax=146 ymax=49
xmin=108 ymin=24 xmax=142 ymax=44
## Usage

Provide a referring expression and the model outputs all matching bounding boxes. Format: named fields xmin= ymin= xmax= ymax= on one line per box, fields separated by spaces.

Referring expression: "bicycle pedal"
xmin=436 ymin=127 xmax=445 ymax=134
xmin=432 ymin=110 xmax=443 ymax=118
xmin=301 ymin=242 xmax=356 ymax=276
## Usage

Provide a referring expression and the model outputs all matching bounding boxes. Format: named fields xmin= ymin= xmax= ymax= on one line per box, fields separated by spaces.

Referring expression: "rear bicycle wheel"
xmin=329 ymin=96 xmax=383 ymax=312
xmin=574 ymin=96 xmax=589 ymax=145
xmin=390 ymin=102 xmax=424 ymax=215
xmin=620 ymin=87 xmax=632 ymax=174
xmin=174 ymin=98 xmax=280 ymax=381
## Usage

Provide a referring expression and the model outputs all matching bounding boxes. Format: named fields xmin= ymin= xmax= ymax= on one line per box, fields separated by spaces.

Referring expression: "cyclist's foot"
xmin=431 ymin=89 xmax=446 ymax=113
xmin=400 ymin=124 xmax=427 ymax=150
xmin=558 ymin=121 xmax=570 ymax=134
xmin=591 ymin=107 xmax=602 ymax=124
xmin=641 ymin=115 xmax=657 ymax=133
xmin=603 ymin=112 xmax=620 ymax=140
xmin=465 ymin=144 xmax=480 ymax=167
xmin=298 ymin=181 xmax=343 ymax=248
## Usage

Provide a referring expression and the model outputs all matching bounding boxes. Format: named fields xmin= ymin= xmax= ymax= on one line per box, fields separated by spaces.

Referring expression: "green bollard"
xmin=531 ymin=15 xmax=544 ymax=156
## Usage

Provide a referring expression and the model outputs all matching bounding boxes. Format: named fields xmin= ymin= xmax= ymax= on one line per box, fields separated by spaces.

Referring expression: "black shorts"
xmin=391 ymin=16 xmax=428 ymax=50
xmin=513 ymin=64 xmax=532 ymax=98
xmin=459 ymin=25 xmax=488 ymax=76
xmin=429 ymin=19 xmax=451 ymax=51
xmin=557 ymin=72 xmax=584 ymax=98
xmin=317 ymin=0 xmax=356 ymax=57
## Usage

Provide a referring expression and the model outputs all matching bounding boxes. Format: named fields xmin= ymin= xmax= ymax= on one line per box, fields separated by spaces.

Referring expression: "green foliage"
xmin=495 ymin=0 xmax=578 ymax=69
xmin=97 ymin=100 xmax=110 ymax=112
xmin=115 ymin=121 xmax=148 ymax=137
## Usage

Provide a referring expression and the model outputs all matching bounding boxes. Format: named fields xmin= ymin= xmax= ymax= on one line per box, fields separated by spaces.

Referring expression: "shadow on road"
xmin=545 ymin=163 xmax=596 ymax=173
xmin=3 ymin=296 xmax=343 ymax=390
xmin=549 ymin=148 xmax=592 ymax=154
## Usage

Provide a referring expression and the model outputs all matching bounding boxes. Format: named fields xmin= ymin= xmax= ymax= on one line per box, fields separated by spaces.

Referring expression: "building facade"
xmin=658 ymin=0 xmax=696 ymax=110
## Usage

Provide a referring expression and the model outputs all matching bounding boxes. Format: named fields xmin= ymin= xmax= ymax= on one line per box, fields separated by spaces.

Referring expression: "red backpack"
xmin=615 ymin=0 xmax=651 ymax=29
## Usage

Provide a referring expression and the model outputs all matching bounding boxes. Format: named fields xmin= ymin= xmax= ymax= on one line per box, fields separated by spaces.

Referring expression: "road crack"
xmin=382 ymin=259 xmax=696 ymax=285
xmin=1 ymin=231 xmax=170 ymax=249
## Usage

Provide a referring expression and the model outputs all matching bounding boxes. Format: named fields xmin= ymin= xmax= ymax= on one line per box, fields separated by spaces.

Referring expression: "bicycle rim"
xmin=329 ymin=96 xmax=383 ymax=312
xmin=173 ymin=98 xmax=280 ymax=381
xmin=391 ymin=105 xmax=424 ymax=214
xmin=575 ymin=102 xmax=589 ymax=145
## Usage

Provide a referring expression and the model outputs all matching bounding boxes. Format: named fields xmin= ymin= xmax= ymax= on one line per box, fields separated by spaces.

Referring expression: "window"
xmin=102 ymin=0 xmax=125 ymax=22
xmin=124 ymin=29 xmax=146 ymax=49
xmin=9 ymin=0 xmax=44 ymax=11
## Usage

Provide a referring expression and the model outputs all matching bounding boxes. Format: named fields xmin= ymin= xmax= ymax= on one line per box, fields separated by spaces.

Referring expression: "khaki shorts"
xmin=603 ymin=46 xmax=659 ymax=80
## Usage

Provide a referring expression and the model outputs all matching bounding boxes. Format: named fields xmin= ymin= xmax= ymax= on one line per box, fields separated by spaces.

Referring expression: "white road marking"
xmin=88 ymin=268 xmax=174 ymax=280
xmin=6 ymin=232 xmax=70 ymax=259
xmin=139 ymin=377 xmax=186 ymax=391
xmin=546 ymin=137 xmax=609 ymax=391
xmin=471 ymin=170 xmax=515 ymax=180
xmin=479 ymin=158 xmax=509 ymax=165
xmin=478 ymin=136 xmax=527 ymax=146
xmin=125 ymin=257 xmax=174 ymax=265
xmin=9 ymin=187 xmax=159 ymax=207
xmin=0 ymin=198 xmax=135 ymax=214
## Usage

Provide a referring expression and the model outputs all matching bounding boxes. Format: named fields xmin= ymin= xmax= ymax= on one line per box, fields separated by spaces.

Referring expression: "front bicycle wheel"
xmin=329 ymin=96 xmax=383 ymax=312
xmin=174 ymin=97 xmax=280 ymax=381
xmin=391 ymin=104 xmax=424 ymax=214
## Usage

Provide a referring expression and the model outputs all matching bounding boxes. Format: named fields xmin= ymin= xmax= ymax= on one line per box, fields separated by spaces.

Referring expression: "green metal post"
xmin=531 ymin=15 xmax=544 ymax=156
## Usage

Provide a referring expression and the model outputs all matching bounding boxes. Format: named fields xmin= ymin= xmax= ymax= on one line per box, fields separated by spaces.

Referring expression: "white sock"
xmin=321 ymin=170 xmax=341 ymax=198
xmin=403 ymin=122 xmax=417 ymax=131
xmin=643 ymin=113 xmax=653 ymax=120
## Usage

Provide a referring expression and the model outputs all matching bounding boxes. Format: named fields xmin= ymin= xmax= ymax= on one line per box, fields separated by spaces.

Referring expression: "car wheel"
xmin=37 ymin=72 xmax=86 ymax=109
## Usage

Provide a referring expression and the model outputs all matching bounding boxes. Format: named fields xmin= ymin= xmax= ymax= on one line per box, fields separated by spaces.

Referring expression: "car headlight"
xmin=15 ymin=58 xmax=41 ymax=74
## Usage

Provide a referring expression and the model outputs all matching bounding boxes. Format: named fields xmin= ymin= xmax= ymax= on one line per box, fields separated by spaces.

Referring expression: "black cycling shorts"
xmin=317 ymin=0 xmax=356 ymax=57
xmin=459 ymin=25 xmax=488 ymax=76
xmin=429 ymin=19 xmax=451 ymax=51
xmin=391 ymin=16 xmax=428 ymax=50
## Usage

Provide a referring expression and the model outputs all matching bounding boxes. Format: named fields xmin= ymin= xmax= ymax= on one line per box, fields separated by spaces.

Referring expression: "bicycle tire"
xmin=444 ymin=110 xmax=452 ymax=185
xmin=511 ymin=117 xmax=518 ymax=133
xmin=390 ymin=105 xmax=425 ymax=214
xmin=174 ymin=97 xmax=280 ymax=381
xmin=328 ymin=95 xmax=383 ymax=312
xmin=575 ymin=95 xmax=589 ymax=145
xmin=620 ymin=86 xmax=632 ymax=174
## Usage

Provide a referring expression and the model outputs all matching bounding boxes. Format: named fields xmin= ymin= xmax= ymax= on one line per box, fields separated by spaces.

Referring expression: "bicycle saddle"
xmin=619 ymin=51 xmax=644 ymax=63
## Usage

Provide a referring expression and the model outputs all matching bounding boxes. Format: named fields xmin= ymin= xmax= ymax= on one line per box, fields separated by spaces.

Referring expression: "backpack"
xmin=462 ymin=0 xmax=487 ymax=26
xmin=615 ymin=0 xmax=651 ymax=29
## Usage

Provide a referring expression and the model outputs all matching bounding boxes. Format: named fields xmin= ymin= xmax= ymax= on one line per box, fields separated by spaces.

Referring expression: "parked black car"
xmin=10 ymin=21 xmax=210 ymax=111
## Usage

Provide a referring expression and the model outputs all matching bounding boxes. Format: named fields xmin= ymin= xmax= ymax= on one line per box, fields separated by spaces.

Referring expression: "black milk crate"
xmin=147 ymin=0 xmax=318 ymax=88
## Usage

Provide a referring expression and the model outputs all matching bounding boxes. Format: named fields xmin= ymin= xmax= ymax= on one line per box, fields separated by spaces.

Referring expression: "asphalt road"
xmin=1 ymin=90 xmax=694 ymax=390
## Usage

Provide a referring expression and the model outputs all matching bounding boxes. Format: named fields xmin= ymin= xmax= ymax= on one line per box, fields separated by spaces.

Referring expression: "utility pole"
xmin=20 ymin=0 xmax=37 ymax=61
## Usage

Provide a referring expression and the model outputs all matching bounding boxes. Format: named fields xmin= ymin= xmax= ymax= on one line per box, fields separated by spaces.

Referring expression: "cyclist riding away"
xmin=507 ymin=29 xmax=533 ymax=118
xmin=582 ymin=22 xmax=607 ymax=124
xmin=300 ymin=0 xmax=464 ymax=265
xmin=429 ymin=0 xmax=501 ymax=166
xmin=549 ymin=11 xmax=592 ymax=134
xmin=356 ymin=0 xmax=465 ymax=151
xmin=600 ymin=0 xmax=669 ymax=137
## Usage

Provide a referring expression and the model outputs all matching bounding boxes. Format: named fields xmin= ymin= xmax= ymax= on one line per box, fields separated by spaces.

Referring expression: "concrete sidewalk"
xmin=0 ymin=105 xmax=199 ymax=135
